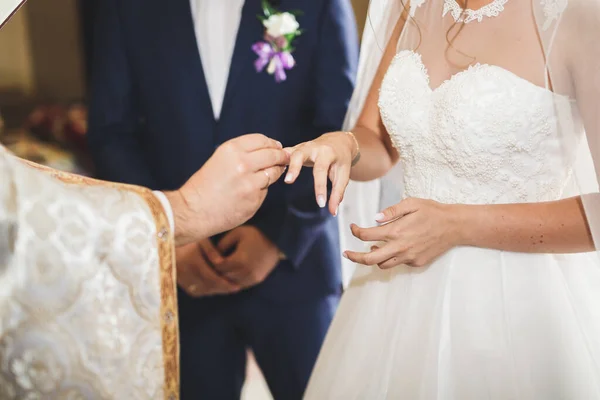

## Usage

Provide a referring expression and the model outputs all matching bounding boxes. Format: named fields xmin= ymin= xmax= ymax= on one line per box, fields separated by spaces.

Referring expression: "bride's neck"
xmin=456 ymin=0 xmax=495 ymax=8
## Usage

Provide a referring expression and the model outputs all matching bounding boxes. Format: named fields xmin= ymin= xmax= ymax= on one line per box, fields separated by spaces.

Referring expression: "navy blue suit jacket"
xmin=87 ymin=0 xmax=358 ymax=301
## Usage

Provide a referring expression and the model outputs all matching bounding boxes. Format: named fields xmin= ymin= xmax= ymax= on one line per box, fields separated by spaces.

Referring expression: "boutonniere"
xmin=252 ymin=0 xmax=302 ymax=83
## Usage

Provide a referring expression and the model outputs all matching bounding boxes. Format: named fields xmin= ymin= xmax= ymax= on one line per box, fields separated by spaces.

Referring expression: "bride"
xmin=284 ymin=0 xmax=600 ymax=398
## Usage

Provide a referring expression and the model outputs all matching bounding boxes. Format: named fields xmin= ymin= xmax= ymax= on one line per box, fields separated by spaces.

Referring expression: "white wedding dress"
xmin=304 ymin=48 xmax=600 ymax=398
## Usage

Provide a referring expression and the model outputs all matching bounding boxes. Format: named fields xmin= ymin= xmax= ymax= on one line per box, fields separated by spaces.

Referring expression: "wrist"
xmin=447 ymin=203 xmax=472 ymax=247
xmin=165 ymin=190 xmax=208 ymax=246
xmin=342 ymin=131 xmax=360 ymax=166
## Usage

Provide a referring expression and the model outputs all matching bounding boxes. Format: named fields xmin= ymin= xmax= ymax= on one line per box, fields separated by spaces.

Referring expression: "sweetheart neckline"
xmin=395 ymin=50 xmax=571 ymax=101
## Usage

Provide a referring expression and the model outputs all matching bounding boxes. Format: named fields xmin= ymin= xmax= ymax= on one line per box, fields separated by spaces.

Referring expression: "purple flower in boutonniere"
xmin=252 ymin=0 xmax=302 ymax=83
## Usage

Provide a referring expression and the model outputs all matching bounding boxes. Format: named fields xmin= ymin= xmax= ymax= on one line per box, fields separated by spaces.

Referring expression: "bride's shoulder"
xmin=559 ymin=0 xmax=600 ymax=27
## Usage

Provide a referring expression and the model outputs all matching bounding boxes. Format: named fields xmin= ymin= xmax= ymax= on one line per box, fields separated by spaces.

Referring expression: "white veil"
xmin=339 ymin=0 xmax=406 ymax=286
xmin=339 ymin=0 xmax=600 ymax=286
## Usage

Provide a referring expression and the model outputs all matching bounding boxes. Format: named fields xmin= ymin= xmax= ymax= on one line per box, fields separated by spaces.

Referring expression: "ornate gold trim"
xmin=141 ymin=189 xmax=180 ymax=400
xmin=19 ymin=159 xmax=180 ymax=399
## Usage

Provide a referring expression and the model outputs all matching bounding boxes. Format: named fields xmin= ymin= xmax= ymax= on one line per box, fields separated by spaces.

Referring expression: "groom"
xmin=87 ymin=0 xmax=358 ymax=398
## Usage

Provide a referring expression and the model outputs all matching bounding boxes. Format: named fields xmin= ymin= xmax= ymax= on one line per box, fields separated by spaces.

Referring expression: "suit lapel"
xmin=221 ymin=0 xmax=264 ymax=117
xmin=158 ymin=0 xmax=215 ymax=120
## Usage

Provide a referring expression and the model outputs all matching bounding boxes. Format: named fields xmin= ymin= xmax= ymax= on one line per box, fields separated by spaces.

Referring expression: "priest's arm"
xmin=0 ymin=135 xmax=287 ymax=399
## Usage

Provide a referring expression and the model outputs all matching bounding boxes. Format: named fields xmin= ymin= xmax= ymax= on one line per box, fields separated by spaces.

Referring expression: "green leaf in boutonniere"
xmin=261 ymin=0 xmax=277 ymax=17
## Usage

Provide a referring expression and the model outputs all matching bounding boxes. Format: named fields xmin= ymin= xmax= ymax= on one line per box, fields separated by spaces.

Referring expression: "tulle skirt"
xmin=304 ymin=247 xmax=600 ymax=399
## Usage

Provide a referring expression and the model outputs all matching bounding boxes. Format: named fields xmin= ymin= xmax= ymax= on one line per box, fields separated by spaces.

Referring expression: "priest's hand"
xmin=175 ymin=239 xmax=240 ymax=297
xmin=215 ymin=226 xmax=281 ymax=289
xmin=166 ymin=134 xmax=289 ymax=246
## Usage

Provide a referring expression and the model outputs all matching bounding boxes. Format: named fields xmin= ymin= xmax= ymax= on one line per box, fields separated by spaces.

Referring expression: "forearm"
xmin=455 ymin=196 xmax=594 ymax=253
xmin=349 ymin=125 xmax=398 ymax=182
xmin=164 ymin=191 xmax=211 ymax=247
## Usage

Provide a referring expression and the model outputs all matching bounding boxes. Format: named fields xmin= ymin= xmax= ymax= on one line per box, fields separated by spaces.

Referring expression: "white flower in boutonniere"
xmin=263 ymin=12 xmax=300 ymax=37
xmin=252 ymin=0 xmax=303 ymax=83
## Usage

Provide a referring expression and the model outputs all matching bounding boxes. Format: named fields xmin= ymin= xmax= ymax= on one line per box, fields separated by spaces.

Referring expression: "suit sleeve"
xmin=252 ymin=0 xmax=359 ymax=268
xmin=86 ymin=0 xmax=158 ymax=188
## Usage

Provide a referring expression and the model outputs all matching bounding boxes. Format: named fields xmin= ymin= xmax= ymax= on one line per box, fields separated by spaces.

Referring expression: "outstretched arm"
xmin=347 ymin=14 xmax=407 ymax=182
xmin=285 ymin=13 xmax=408 ymax=216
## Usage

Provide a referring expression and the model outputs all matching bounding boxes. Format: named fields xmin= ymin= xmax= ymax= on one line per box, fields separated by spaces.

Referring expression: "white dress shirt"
xmin=153 ymin=191 xmax=175 ymax=231
xmin=190 ymin=0 xmax=246 ymax=120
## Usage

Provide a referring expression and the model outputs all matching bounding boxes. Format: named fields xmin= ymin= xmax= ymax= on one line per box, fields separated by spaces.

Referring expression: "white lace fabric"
xmin=0 ymin=146 xmax=178 ymax=399
xmin=378 ymin=50 xmax=573 ymax=205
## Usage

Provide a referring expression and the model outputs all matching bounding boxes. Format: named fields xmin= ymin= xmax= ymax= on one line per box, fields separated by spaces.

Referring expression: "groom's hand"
xmin=215 ymin=226 xmax=281 ymax=289
xmin=167 ymin=134 xmax=289 ymax=246
xmin=175 ymin=239 xmax=240 ymax=297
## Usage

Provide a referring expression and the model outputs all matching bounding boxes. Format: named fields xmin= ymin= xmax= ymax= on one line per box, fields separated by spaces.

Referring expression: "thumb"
xmin=218 ymin=230 xmax=241 ymax=254
xmin=375 ymin=198 xmax=418 ymax=223
xmin=199 ymin=239 xmax=224 ymax=265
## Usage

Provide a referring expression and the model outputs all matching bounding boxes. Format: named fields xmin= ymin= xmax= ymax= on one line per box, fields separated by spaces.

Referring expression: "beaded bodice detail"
xmin=378 ymin=51 xmax=572 ymax=205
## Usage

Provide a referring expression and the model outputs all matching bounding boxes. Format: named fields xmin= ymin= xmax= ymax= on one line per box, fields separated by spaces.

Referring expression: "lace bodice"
xmin=378 ymin=51 xmax=574 ymax=205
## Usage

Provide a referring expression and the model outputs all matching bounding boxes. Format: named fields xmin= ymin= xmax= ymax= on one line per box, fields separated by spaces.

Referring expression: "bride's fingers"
xmin=377 ymin=251 xmax=430 ymax=269
xmin=329 ymin=164 xmax=350 ymax=216
xmin=313 ymin=153 xmax=335 ymax=208
xmin=376 ymin=198 xmax=420 ymax=223
xmin=343 ymin=244 xmax=398 ymax=267
xmin=285 ymin=147 xmax=309 ymax=184
xmin=350 ymin=223 xmax=390 ymax=242
xmin=282 ymin=146 xmax=300 ymax=158
xmin=377 ymin=256 xmax=407 ymax=270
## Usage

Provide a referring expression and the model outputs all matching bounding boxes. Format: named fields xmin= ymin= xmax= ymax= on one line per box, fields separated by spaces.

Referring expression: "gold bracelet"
xmin=344 ymin=131 xmax=361 ymax=166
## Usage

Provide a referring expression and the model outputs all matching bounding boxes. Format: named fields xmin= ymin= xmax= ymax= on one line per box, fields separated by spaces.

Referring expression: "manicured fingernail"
xmin=342 ymin=252 xmax=349 ymax=259
xmin=285 ymin=173 xmax=293 ymax=183
xmin=276 ymin=141 xmax=283 ymax=148
xmin=333 ymin=206 xmax=339 ymax=217
xmin=317 ymin=195 xmax=326 ymax=208
xmin=375 ymin=213 xmax=385 ymax=221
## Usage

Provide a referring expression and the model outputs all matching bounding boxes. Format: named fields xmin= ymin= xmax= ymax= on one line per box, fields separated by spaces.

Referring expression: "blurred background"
xmin=0 ymin=1 xmax=369 ymax=399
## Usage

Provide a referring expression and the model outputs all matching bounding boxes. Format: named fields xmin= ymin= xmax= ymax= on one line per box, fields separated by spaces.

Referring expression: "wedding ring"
xmin=262 ymin=170 xmax=271 ymax=190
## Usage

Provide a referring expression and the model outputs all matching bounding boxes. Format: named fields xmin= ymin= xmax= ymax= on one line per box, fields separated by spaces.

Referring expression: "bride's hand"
xmin=284 ymin=131 xmax=358 ymax=216
xmin=344 ymin=198 xmax=464 ymax=268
